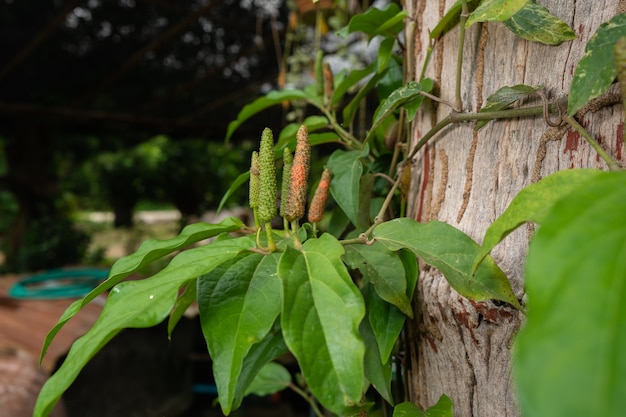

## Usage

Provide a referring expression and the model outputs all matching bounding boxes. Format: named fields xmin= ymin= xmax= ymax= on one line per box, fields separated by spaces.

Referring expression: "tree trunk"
xmin=404 ymin=1 xmax=625 ymax=416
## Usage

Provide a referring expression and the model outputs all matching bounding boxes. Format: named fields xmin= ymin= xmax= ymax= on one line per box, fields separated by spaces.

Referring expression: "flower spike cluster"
xmin=283 ymin=125 xmax=311 ymax=222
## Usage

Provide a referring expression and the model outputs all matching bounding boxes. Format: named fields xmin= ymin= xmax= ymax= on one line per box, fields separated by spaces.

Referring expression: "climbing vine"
xmin=34 ymin=2 xmax=626 ymax=417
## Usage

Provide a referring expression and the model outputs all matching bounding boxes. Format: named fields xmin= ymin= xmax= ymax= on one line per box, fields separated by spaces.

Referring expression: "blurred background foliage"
xmin=0 ymin=0 xmax=381 ymax=271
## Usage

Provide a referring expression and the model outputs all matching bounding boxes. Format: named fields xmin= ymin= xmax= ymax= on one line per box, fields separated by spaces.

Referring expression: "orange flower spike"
xmin=284 ymin=125 xmax=311 ymax=222
xmin=308 ymin=168 xmax=331 ymax=224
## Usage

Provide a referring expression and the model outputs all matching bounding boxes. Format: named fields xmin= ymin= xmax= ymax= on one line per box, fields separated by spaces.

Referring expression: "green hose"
xmin=8 ymin=268 xmax=109 ymax=299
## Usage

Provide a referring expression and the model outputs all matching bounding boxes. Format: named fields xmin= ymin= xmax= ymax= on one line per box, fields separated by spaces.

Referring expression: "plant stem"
xmin=455 ymin=0 xmax=469 ymax=110
xmin=265 ymin=222 xmax=276 ymax=252
xmin=288 ymin=383 xmax=325 ymax=417
xmin=562 ymin=114 xmax=622 ymax=171
xmin=408 ymin=99 xmax=567 ymax=159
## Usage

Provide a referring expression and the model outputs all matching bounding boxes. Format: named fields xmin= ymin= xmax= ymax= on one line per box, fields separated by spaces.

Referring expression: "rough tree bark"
xmin=403 ymin=1 xmax=625 ymax=416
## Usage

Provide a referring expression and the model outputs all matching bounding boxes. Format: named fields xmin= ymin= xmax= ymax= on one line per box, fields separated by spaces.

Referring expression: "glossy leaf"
xmin=40 ymin=217 xmax=245 ymax=361
xmin=471 ymin=169 xmax=603 ymax=275
xmin=278 ymin=234 xmax=366 ymax=414
xmin=225 ymin=89 xmax=310 ymax=142
xmin=373 ymin=218 xmax=522 ymax=310
xmin=477 ymin=84 xmax=540 ymax=129
xmin=514 ymin=171 xmax=626 ymax=417
xmin=368 ymin=82 xmax=426 ymax=144
xmin=34 ymin=236 xmax=255 ymax=417
xmin=344 ymin=242 xmax=412 ymax=317
xmin=466 ymin=0 xmax=529 ymax=27
xmin=503 ymin=1 xmax=576 ymax=45
xmin=327 ymin=146 xmax=369 ymax=228
xmin=245 ymin=362 xmax=291 ymax=397
xmin=568 ymin=13 xmax=626 ymax=115
xmin=198 ymin=252 xmax=282 ymax=415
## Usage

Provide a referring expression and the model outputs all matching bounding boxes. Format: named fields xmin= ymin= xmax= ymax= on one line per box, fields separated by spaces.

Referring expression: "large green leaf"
xmin=327 ymin=146 xmax=370 ymax=228
xmin=278 ymin=234 xmax=366 ymax=414
xmin=167 ymin=278 xmax=197 ymax=337
xmin=198 ymin=252 xmax=282 ymax=415
xmin=471 ymin=169 xmax=603 ymax=275
xmin=466 ymin=0 xmax=529 ymax=27
xmin=568 ymin=13 xmax=626 ymax=115
xmin=373 ymin=218 xmax=522 ymax=310
xmin=225 ymin=89 xmax=310 ymax=142
xmin=34 ymin=235 xmax=255 ymax=417
xmin=477 ymin=84 xmax=540 ymax=129
xmin=344 ymin=242 xmax=412 ymax=317
xmin=514 ymin=171 xmax=626 ymax=417
xmin=503 ymin=1 xmax=576 ymax=45
xmin=40 ymin=217 xmax=245 ymax=362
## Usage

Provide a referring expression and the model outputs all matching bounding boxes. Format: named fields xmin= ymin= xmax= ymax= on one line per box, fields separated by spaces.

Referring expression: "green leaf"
xmin=34 ymin=236 xmax=255 ymax=417
xmin=514 ymin=171 xmax=626 ymax=417
xmin=333 ymin=62 xmax=377 ymax=106
xmin=344 ymin=242 xmax=412 ymax=317
xmin=198 ymin=252 xmax=282 ymax=415
xmin=40 ymin=217 xmax=245 ymax=362
xmin=368 ymin=82 xmax=426 ymax=144
xmin=327 ymin=146 xmax=370 ymax=228
xmin=343 ymin=69 xmax=387 ymax=126
xmin=278 ymin=234 xmax=366 ymax=414
xmin=393 ymin=395 xmax=453 ymax=417
xmin=347 ymin=3 xmax=406 ymax=40
xmin=225 ymin=89 xmax=310 ymax=142
xmin=394 ymin=401 xmax=424 ymax=417
xmin=217 ymin=171 xmax=250 ymax=212
xmin=477 ymin=84 xmax=540 ymax=129
xmin=568 ymin=13 xmax=626 ymax=115
xmin=167 ymin=278 xmax=197 ymax=337
xmin=503 ymin=1 xmax=576 ymax=45
xmin=231 ymin=325 xmax=288 ymax=410
xmin=471 ymin=169 xmax=603 ymax=275
xmin=404 ymin=78 xmax=434 ymax=121
xmin=276 ymin=115 xmax=332 ymax=153
xmin=426 ymin=394 xmax=454 ymax=417
xmin=430 ymin=0 xmax=479 ymax=39
xmin=373 ymin=218 xmax=522 ymax=310
xmin=245 ymin=362 xmax=291 ymax=397
xmin=361 ymin=309 xmax=394 ymax=405
xmin=466 ymin=0 xmax=529 ymax=27
xmin=363 ymin=249 xmax=417 ymax=364
xmin=378 ymin=37 xmax=396 ymax=74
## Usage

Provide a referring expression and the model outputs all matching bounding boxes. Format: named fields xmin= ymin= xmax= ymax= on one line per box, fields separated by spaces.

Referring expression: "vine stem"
xmin=455 ymin=0 xmax=470 ymax=110
xmin=562 ymin=113 xmax=621 ymax=171
xmin=288 ymin=383 xmax=325 ymax=417
xmin=408 ymin=98 xmax=568 ymax=159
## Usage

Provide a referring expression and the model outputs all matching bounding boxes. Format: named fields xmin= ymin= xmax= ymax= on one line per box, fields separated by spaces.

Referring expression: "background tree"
xmin=403 ymin=1 xmax=625 ymax=416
